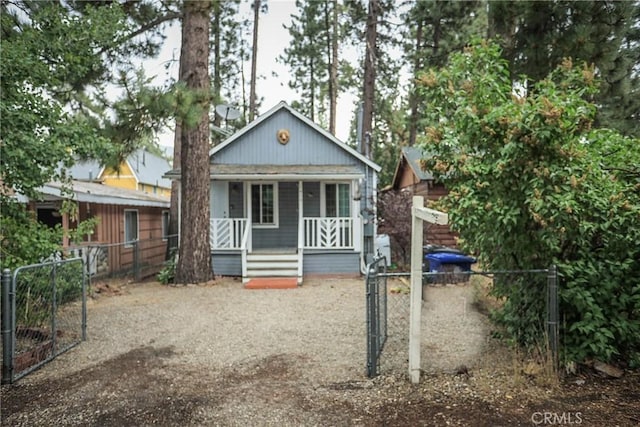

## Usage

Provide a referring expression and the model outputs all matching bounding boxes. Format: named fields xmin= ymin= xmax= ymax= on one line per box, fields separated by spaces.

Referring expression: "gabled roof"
xmin=391 ymin=146 xmax=434 ymax=188
xmin=68 ymin=149 xmax=172 ymax=188
xmin=127 ymin=149 xmax=173 ymax=188
xmin=39 ymin=180 xmax=169 ymax=208
xmin=209 ymin=101 xmax=381 ymax=172
xmin=67 ymin=160 xmax=102 ymax=182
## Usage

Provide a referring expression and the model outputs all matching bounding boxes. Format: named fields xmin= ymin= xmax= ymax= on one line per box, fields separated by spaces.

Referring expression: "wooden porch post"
xmin=297 ymin=180 xmax=304 ymax=284
xmin=352 ymin=178 xmax=362 ymax=252
xmin=245 ymin=181 xmax=252 ymax=252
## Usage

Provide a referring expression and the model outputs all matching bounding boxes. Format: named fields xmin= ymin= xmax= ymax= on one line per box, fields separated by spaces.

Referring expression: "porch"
xmin=209 ymin=216 xmax=362 ymax=284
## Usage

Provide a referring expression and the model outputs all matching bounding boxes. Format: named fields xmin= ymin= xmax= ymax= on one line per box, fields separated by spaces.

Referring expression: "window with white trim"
xmin=251 ymin=183 xmax=278 ymax=227
xmin=161 ymin=211 xmax=170 ymax=240
xmin=124 ymin=210 xmax=139 ymax=246
xmin=323 ymin=183 xmax=351 ymax=217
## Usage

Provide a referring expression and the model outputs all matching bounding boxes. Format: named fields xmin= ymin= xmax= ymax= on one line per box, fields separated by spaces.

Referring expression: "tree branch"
xmin=98 ymin=10 xmax=182 ymax=56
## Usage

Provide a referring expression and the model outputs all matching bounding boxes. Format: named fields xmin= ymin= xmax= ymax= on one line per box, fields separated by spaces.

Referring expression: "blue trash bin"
xmin=425 ymin=252 xmax=476 ymax=284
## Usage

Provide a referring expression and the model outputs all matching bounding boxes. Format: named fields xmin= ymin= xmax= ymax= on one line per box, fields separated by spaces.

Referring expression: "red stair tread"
xmin=244 ymin=278 xmax=298 ymax=289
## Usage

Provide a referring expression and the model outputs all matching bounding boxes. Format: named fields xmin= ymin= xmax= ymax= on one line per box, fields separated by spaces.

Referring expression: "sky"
xmin=144 ymin=0 xmax=355 ymax=150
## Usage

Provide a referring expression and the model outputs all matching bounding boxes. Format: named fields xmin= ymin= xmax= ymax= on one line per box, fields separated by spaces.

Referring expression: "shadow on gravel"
xmin=2 ymin=346 xmax=215 ymax=426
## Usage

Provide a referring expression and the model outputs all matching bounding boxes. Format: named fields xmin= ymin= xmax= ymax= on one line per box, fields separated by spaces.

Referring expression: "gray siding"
xmin=303 ymin=252 xmax=361 ymax=274
xmin=212 ymin=252 xmax=242 ymax=276
xmin=212 ymin=110 xmax=360 ymax=167
xmin=252 ymin=182 xmax=298 ymax=249
xmin=229 ymin=181 xmax=244 ymax=218
xmin=303 ymin=182 xmax=320 ymax=216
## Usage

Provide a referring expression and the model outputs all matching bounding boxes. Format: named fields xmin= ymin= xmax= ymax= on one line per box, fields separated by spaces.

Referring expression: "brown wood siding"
xmin=393 ymin=167 xmax=459 ymax=248
xmin=397 ymin=162 xmax=420 ymax=188
xmin=69 ymin=202 xmax=167 ymax=277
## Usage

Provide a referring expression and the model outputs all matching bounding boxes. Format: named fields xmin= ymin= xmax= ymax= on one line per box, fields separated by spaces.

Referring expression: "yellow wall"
xmin=100 ymin=161 xmax=171 ymax=196
xmin=138 ymin=183 xmax=171 ymax=197
xmin=101 ymin=162 xmax=137 ymax=190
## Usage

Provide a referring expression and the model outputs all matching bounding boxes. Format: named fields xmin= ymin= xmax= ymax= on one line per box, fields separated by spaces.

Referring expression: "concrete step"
xmin=246 ymin=261 xmax=298 ymax=270
xmin=245 ymin=269 xmax=297 ymax=277
xmin=247 ymin=253 xmax=298 ymax=262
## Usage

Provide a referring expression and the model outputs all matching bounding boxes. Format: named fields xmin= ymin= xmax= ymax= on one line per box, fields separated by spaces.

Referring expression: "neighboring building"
xmin=166 ymin=102 xmax=381 ymax=285
xmin=389 ymin=146 xmax=457 ymax=248
xmin=69 ymin=148 xmax=172 ymax=197
xmin=33 ymin=180 xmax=170 ymax=277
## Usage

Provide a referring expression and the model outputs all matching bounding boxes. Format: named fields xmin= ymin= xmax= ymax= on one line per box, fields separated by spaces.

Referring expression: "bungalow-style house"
xmin=69 ymin=148 xmax=172 ymax=197
xmin=32 ymin=180 xmax=170 ymax=277
xmin=167 ymin=102 xmax=381 ymax=285
xmin=390 ymin=146 xmax=457 ymax=248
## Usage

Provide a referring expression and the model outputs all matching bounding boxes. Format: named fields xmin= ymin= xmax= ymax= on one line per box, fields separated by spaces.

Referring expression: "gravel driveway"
xmin=5 ymin=277 xmax=632 ymax=426
xmin=1 ymin=276 xmax=485 ymax=425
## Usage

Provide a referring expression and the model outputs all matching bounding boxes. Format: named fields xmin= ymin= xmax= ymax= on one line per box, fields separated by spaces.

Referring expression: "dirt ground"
xmin=1 ymin=278 xmax=638 ymax=426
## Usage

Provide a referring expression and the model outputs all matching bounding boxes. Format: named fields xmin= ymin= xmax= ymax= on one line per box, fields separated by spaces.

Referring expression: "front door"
xmin=250 ymin=182 xmax=298 ymax=250
xmin=211 ymin=181 xmax=229 ymax=218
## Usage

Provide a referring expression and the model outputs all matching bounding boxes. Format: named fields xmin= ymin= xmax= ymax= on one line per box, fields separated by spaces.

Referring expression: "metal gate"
xmin=2 ymin=258 xmax=87 ymax=384
xmin=366 ymin=255 xmax=388 ymax=377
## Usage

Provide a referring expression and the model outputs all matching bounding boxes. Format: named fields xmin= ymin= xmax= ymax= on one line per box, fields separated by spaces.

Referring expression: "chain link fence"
xmin=2 ymin=258 xmax=86 ymax=384
xmin=66 ymin=235 xmax=178 ymax=284
xmin=367 ymin=267 xmax=559 ymax=378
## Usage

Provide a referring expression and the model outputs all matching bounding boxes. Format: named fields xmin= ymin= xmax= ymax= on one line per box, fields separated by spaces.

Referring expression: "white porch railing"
xmin=303 ymin=217 xmax=356 ymax=249
xmin=210 ymin=218 xmax=247 ymax=249
xmin=240 ymin=218 xmax=251 ymax=282
xmin=210 ymin=217 xmax=360 ymax=251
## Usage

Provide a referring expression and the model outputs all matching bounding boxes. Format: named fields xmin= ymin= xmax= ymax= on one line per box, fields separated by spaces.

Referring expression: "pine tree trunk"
xmin=212 ymin=1 xmax=222 ymax=126
xmin=168 ymin=6 xmax=187 ymax=258
xmin=361 ymin=0 xmax=379 ymax=157
xmin=408 ymin=18 xmax=424 ymax=147
xmin=175 ymin=0 xmax=212 ymax=284
xmin=249 ymin=0 xmax=260 ymax=121
xmin=327 ymin=0 xmax=338 ymax=135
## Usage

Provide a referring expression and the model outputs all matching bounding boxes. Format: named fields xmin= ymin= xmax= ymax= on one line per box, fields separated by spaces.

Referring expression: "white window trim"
xmin=321 ymin=182 xmax=351 ymax=218
xmin=124 ymin=209 xmax=139 ymax=247
xmin=161 ymin=210 xmax=170 ymax=241
xmin=251 ymin=182 xmax=279 ymax=229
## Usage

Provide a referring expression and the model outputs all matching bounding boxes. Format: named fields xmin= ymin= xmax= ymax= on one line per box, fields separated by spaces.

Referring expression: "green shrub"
xmin=418 ymin=40 xmax=640 ymax=366
xmin=157 ymin=250 xmax=177 ymax=285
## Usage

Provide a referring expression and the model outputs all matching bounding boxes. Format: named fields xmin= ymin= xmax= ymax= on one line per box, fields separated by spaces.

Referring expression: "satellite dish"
xmin=215 ymin=104 xmax=241 ymax=121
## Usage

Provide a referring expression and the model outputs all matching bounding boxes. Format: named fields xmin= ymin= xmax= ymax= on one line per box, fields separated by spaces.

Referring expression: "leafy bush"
xmin=377 ymin=191 xmax=413 ymax=267
xmin=417 ymin=40 xmax=640 ymax=366
xmin=157 ymin=250 xmax=178 ymax=285
xmin=15 ymin=260 xmax=83 ymax=327
xmin=0 ymin=202 xmax=63 ymax=271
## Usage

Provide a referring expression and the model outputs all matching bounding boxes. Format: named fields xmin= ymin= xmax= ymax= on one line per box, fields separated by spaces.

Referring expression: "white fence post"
xmin=409 ymin=196 xmax=424 ymax=384
xmin=409 ymin=197 xmax=449 ymax=384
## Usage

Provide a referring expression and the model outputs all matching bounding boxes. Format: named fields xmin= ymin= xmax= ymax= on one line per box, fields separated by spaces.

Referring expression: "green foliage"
xmin=281 ymin=0 xmax=336 ymax=125
xmin=489 ymin=0 xmax=640 ymax=137
xmin=68 ymin=216 xmax=101 ymax=245
xmin=15 ymin=260 xmax=84 ymax=327
xmin=417 ymin=40 xmax=640 ymax=365
xmin=157 ymin=251 xmax=178 ymax=285
xmin=0 ymin=3 xmax=128 ymax=268
xmin=0 ymin=203 xmax=63 ymax=271
xmin=377 ymin=190 xmax=413 ymax=267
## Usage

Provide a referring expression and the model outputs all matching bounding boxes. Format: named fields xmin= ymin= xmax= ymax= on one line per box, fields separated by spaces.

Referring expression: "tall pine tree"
xmin=489 ymin=0 xmax=640 ymax=136
xmin=175 ymin=0 xmax=212 ymax=284
xmin=401 ymin=0 xmax=484 ymax=146
xmin=281 ymin=0 xmax=340 ymax=129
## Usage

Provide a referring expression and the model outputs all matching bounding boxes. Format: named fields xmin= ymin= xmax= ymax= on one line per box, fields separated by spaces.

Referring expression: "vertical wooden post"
xmin=297 ymin=181 xmax=304 ymax=284
xmin=409 ymin=196 xmax=423 ymax=383
xmin=2 ymin=269 xmax=14 ymax=384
